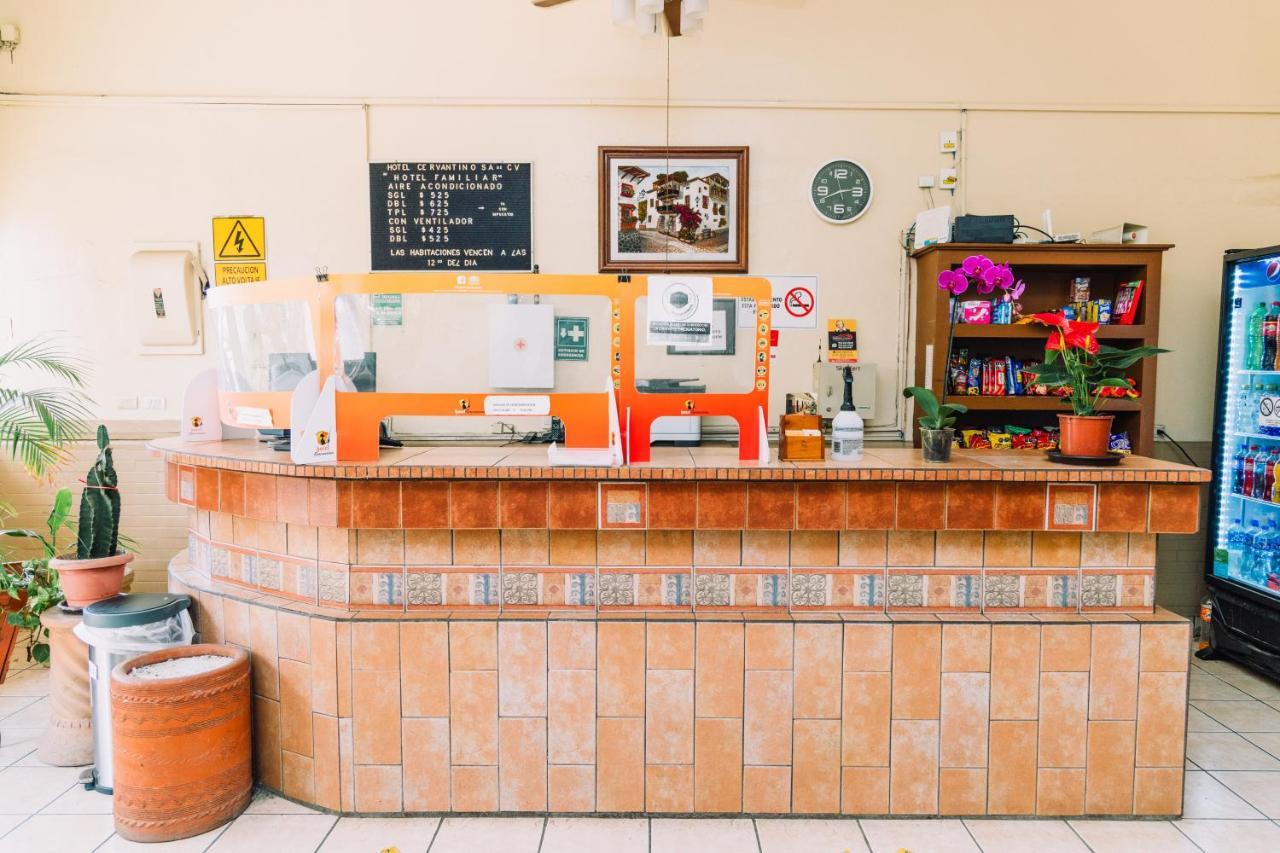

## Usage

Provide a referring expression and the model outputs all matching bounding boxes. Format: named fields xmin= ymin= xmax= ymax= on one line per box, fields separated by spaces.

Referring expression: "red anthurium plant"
xmin=1025 ymin=312 xmax=1166 ymax=416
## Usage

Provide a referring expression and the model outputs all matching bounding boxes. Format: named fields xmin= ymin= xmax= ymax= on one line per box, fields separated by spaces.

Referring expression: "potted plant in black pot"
xmin=903 ymin=386 xmax=967 ymax=463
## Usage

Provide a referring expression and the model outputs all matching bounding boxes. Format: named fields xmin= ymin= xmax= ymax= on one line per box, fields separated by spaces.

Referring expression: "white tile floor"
xmin=2 ymin=648 xmax=1280 ymax=852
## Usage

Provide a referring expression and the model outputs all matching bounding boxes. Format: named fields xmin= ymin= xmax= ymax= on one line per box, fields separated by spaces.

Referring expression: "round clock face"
xmin=810 ymin=159 xmax=873 ymax=224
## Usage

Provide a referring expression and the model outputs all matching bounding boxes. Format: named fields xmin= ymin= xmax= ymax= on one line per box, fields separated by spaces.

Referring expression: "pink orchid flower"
xmin=1008 ymin=279 xmax=1026 ymax=300
xmin=983 ymin=264 xmax=1014 ymax=292
xmin=961 ymin=255 xmax=994 ymax=277
xmin=937 ymin=269 xmax=969 ymax=295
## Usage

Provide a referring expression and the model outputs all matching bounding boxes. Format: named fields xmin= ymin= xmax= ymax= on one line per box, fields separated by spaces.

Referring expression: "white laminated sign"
xmin=647 ymin=275 xmax=712 ymax=345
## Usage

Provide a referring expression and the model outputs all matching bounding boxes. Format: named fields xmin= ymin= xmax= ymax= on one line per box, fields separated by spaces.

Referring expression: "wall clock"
xmin=810 ymin=159 xmax=873 ymax=224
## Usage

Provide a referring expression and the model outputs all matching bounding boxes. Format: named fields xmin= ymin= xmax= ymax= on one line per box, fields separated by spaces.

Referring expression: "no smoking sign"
xmin=784 ymin=286 xmax=815 ymax=319
xmin=737 ymin=275 xmax=819 ymax=330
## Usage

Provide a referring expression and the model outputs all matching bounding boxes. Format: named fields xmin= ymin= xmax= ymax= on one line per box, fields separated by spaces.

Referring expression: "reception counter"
xmin=154 ymin=437 xmax=1208 ymax=817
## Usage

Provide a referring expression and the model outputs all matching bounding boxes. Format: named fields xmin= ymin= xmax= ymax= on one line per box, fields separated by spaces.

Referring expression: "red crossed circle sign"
xmin=784 ymin=286 xmax=814 ymax=318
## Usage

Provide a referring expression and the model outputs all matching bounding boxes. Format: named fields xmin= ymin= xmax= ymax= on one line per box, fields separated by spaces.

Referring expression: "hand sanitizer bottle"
xmin=831 ymin=367 xmax=864 ymax=461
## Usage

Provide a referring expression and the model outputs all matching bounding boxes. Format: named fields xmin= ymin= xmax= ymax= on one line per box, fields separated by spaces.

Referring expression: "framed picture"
xmin=666 ymin=298 xmax=736 ymax=356
xmin=599 ymin=146 xmax=748 ymax=273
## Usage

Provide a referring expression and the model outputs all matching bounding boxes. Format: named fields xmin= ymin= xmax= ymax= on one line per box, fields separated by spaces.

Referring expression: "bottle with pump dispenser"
xmin=830 ymin=367 xmax=864 ymax=461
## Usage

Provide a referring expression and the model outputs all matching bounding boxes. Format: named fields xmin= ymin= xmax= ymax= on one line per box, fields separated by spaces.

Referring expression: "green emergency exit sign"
xmin=555 ymin=316 xmax=589 ymax=361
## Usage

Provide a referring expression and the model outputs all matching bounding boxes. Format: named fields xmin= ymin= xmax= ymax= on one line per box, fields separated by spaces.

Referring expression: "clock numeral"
xmin=815 ymin=185 xmax=829 ymax=197
xmin=833 ymin=204 xmax=846 ymax=214
xmin=850 ymin=187 xmax=865 ymax=197
xmin=833 ymin=168 xmax=848 ymax=179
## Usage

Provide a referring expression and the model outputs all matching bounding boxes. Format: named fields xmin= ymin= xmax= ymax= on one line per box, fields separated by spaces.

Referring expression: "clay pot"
xmin=111 ymin=644 xmax=251 ymax=843
xmin=1058 ymin=413 xmax=1115 ymax=458
xmin=51 ymin=551 xmax=132 ymax=609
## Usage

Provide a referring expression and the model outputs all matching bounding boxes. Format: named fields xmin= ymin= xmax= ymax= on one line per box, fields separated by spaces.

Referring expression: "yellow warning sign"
xmin=212 ymin=216 xmax=266 ymax=261
xmin=214 ymin=262 xmax=267 ymax=286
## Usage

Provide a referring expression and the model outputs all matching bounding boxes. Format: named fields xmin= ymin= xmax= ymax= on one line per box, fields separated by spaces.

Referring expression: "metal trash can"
xmin=72 ymin=593 xmax=193 ymax=793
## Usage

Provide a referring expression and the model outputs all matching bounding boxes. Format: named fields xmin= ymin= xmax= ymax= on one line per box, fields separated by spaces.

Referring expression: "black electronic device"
xmin=952 ymin=214 xmax=1016 ymax=244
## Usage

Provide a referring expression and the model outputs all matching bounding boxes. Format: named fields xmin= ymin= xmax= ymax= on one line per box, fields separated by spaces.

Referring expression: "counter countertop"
xmin=150 ymin=437 xmax=1210 ymax=483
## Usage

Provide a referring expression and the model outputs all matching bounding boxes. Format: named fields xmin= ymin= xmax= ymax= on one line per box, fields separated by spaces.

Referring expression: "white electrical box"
xmin=813 ymin=362 xmax=876 ymax=421
xmin=130 ymin=243 xmax=204 ymax=355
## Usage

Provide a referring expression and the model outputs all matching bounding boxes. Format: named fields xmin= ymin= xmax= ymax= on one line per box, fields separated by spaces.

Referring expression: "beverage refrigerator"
xmin=1207 ymin=244 xmax=1280 ymax=678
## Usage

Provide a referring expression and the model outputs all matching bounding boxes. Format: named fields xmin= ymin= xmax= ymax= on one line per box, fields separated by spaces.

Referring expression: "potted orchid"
xmin=938 ymin=255 xmax=1026 ymax=324
xmin=1025 ymin=313 xmax=1167 ymax=457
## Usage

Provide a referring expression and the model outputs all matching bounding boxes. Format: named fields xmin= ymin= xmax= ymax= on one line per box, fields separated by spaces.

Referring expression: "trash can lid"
xmin=82 ymin=593 xmax=191 ymax=628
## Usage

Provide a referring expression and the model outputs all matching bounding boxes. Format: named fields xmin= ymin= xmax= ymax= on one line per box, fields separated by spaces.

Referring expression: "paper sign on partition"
xmin=647 ymin=275 xmax=712 ymax=345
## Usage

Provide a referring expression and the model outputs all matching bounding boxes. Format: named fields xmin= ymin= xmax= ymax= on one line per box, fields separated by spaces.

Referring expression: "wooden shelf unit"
xmin=912 ymin=242 xmax=1173 ymax=457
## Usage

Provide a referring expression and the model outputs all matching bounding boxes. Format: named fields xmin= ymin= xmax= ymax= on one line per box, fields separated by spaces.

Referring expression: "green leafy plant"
xmin=0 ymin=488 xmax=72 ymax=663
xmin=1024 ymin=314 xmax=1167 ymax=416
xmin=902 ymin=386 xmax=968 ymax=430
xmin=76 ymin=425 xmax=121 ymax=559
xmin=0 ymin=335 xmax=91 ymax=483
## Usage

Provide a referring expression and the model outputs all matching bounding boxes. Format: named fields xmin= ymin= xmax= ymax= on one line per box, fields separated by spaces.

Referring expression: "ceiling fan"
xmin=532 ymin=0 xmax=709 ymax=37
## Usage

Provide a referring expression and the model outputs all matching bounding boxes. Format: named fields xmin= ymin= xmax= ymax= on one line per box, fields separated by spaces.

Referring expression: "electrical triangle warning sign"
xmin=212 ymin=216 xmax=266 ymax=261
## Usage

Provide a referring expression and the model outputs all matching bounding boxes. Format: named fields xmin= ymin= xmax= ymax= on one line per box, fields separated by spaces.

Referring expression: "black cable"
xmin=1013 ymin=222 xmax=1054 ymax=242
xmin=1156 ymin=427 xmax=1200 ymax=467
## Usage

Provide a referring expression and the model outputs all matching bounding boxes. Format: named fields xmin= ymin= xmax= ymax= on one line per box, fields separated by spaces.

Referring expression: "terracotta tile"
xmin=357 ymin=529 xmax=404 ymax=565
xmin=647 ymin=669 xmax=694 ymax=764
xmin=696 ymin=623 xmax=744 ymax=717
xmin=549 ymin=621 xmax=596 ymax=669
xmin=886 ymin=531 xmax=934 ymax=567
xmin=991 ymin=625 xmax=1039 ymax=720
xmin=353 ymin=668 xmax=401 ymax=765
xmin=795 ymin=623 xmax=842 ymax=719
xmin=308 ymin=620 xmax=337 ymax=716
xmin=177 ymin=466 xmax=195 ymax=506
xmin=249 ymin=606 xmax=279 ymax=700
xmin=896 ymin=483 xmax=945 ymax=531
xmin=988 ymin=720 xmax=1037 ymax=814
xmin=402 ymin=717 xmax=449 ymax=811
xmin=946 ymin=483 xmax=995 ymax=530
xmin=1147 ymin=484 xmax=1199 ymax=533
xmin=742 ymin=530 xmax=790 ymax=567
xmin=548 ymin=765 xmax=595 ymax=812
xmin=1046 ymin=484 xmax=1096 ymax=532
xmin=312 ymin=713 xmax=341 ymax=811
xmin=1040 ymin=624 xmax=1091 ymax=672
xmin=245 ymin=473 xmax=277 ymax=520
xmin=940 ymin=672 xmax=990 ymax=767
xmin=252 ymin=696 xmax=282 ymax=789
xmin=352 ymin=621 xmax=399 ymax=668
xmin=352 ymin=481 xmax=400 ymax=528
xmin=501 ymin=528 xmax=549 ymax=566
xmin=692 ymin=717 xmax=742 ymax=812
xmin=1081 ymin=532 xmax=1129 ymax=567
xmin=549 ymin=481 xmax=597 ymax=529
xmin=1039 ymin=671 xmax=1088 ymax=767
xmin=195 ymin=466 xmax=219 ymax=511
xmin=286 ymin=524 xmax=319 ymax=560
xmin=277 ymin=611 xmax=310 ymax=663
xmin=889 ymin=719 xmax=939 ymax=814
xmin=258 ymin=520 xmax=287 ymax=556
xmin=1036 ymin=767 xmax=1085 ymax=815
xmin=694 ymin=530 xmax=742 ymax=566
xmin=646 ymin=530 xmax=693 ymax=566
xmin=1089 ymin=624 xmax=1139 ymax=720
xmin=745 ymin=623 xmax=793 ymax=670
xmin=747 ymin=483 xmax=795 ymax=530
xmin=1133 ymin=767 xmax=1182 ymax=815
xmin=451 ymin=765 xmax=498 ymax=811
xmin=549 ymin=669 xmax=595 ymax=765
xmin=338 ymin=718 xmax=354 ymax=810
xmin=649 ymin=482 xmax=697 ymax=529
xmin=450 ymin=481 xmax=499 ymax=529
xmin=935 ymin=531 xmax=983 ymax=568
xmin=450 ymin=621 xmax=497 ymax=670
xmin=792 ymin=719 xmax=840 ymax=813
xmin=839 ymin=531 xmax=888 ymax=568
xmin=499 ymin=717 xmax=547 ymax=811
xmin=1128 ymin=533 xmax=1156 ymax=566
xmin=595 ymin=530 xmax=642 ymax=566
xmin=599 ymin=483 xmax=646 ymax=529
xmin=355 ymin=764 xmax=402 ymax=813
xmin=1085 ymin=720 xmax=1136 ymax=814
xmin=939 ymin=768 xmax=987 ymax=815
xmin=697 ymin=482 xmax=747 ymax=529
xmin=210 ymin=511 xmax=235 ymax=546
xmin=405 ymin=529 xmax=451 ymax=565
xmin=844 ymin=624 xmax=891 ymax=671
xmin=1097 ymin=484 xmax=1149 ymax=533
xmin=453 ymin=529 xmax=500 ymax=565
xmin=335 ymin=623 xmax=352 ymax=716
xmin=995 ymin=483 xmax=1047 ymax=531
xmin=983 ymin=531 xmax=1031 ymax=567
xmin=308 ymin=479 xmax=351 ymax=528
xmin=744 ymin=670 xmax=792 ymax=765
xmin=276 ymin=477 xmax=309 ymax=525
xmin=218 ymin=471 xmax=245 ymax=516
xmin=450 ymin=670 xmax=498 ymax=764
xmin=549 ymin=530 xmax=597 ymax=566
xmin=744 ymin=766 xmax=791 ymax=813
xmin=401 ymin=622 xmax=449 ymax=717
xmin=500 ymin=481 xmax=548 ymax=529
xmin=279 ymin=659 xmax=313 ymax=757
xmin=1136 ymin=671 xmax=1187 ymax=767
xmin=1032 ymin=532 xmax=1081 ymax=567
xmin=402 ymin=481 xmax=450 ymax=528
xmin=596 ymin=717 xmax=644 ymax=811
xmin=789 ymin=483 xmax=841 ymax=531
xmin=941 ymin=624 xmax=990 ymax=672
xmin=598 ymin=622 xmax=645 ymax=716
xmin=846 ymin=483 xmax=896 ymax=529
xmin=791 ymin=531 xmax=838 ymax=567
xmin=891 ymin=624 xmax=941 ymax=719
xmin=645 ymin=764 xmax=693 ymax=812
xmin=317 ymin=527 xmax=354 ymax=564
xmin=842 ymin=766 xmax=889 ymax=814
xmin=498 ymin=622 xmax=547 ymax=716
xmin=231 ymin=516 xmax=257 ymax=549
xmin=842 ymin=671 xmax=890 ymax=766
xmin=1140 ymin=622 xmax=1189 ymax=672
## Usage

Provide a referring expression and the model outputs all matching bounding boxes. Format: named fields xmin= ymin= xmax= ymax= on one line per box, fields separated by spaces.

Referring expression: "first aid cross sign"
xmin=555 ymin=317 xmax=589 ymax=361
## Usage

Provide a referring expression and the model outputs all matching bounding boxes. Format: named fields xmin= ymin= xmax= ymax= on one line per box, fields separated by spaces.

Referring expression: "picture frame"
xmin=666 ymin=298 xmax=736 ymax=356
xmin=599 ymin=146 xmax=749 ymax=273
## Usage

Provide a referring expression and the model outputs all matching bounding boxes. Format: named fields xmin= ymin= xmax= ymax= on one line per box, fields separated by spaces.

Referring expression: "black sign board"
xmin=369 ymin=162 xmax=532 ymax=271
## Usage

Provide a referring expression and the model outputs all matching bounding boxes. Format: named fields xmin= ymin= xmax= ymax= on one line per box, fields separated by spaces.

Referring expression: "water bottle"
xmin=1248 ymin=302 xmax=1268 ymax=370
xmin=1244 ymin=520 xmax=1263 ymax=578
xmin=1235 ymin=381 xmax=1255 ymax=433
xmin=1258 ymin=522 xmax=1278 ymax=584
xmin=1227 ymin=518 xmax=1248 ymax=579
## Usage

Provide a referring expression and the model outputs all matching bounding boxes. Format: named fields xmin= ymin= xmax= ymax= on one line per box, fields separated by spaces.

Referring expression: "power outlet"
xmin=117 ymin=396 xmax=139 ymax=410
xmin=141 ymin=395 xmax=167 ymax=411
xmin=917 ymin=175 xmax=936 ymax=188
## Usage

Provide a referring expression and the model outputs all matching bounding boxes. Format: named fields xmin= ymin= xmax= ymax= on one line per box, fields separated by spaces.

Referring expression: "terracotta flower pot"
xmin=50 ymin=551 xmax=132 ymax=609
xmin=111 ymin=644 xmax=251 ymax=843
xmin=1058 ymin=413 xmax=1114 ymax=458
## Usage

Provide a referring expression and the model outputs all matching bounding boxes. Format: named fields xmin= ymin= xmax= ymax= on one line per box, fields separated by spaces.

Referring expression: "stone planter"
xmin=37 ymin=607 xmax=93 ymax=766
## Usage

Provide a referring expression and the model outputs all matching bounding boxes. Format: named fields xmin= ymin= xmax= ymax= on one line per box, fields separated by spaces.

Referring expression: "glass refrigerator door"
xmin=1214 ymin=250 xmax=1280 ymax=599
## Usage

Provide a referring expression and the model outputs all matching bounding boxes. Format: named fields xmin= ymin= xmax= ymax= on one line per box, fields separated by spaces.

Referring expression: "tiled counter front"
xmin=169 ymin=559 xmax=1190 ymax=818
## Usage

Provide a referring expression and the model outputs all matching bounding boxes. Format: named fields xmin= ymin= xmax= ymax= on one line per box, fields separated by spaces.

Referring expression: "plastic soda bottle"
xmin=1243 ymin=446 xmax=1259 ymax=496
xmin=1248 ymin=301 xmax=1268 ymax=370
xmin=1254 ymin=447 xmax=1272 ymax=499
xmin=1227 ymin=518 xmax=1248 ymax=578
xmin=1264 ymin=448 xmax=1278 ymax=501
xmin=1264 ymin=304 xmax=1279 ymax=369
xmin=1234 ymin=443 xmax=1250 ymax=493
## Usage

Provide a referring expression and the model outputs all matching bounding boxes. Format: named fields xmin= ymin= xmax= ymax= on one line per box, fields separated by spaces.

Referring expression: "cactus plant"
xmin=76 ymin=425 xmax=121 ymax=560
